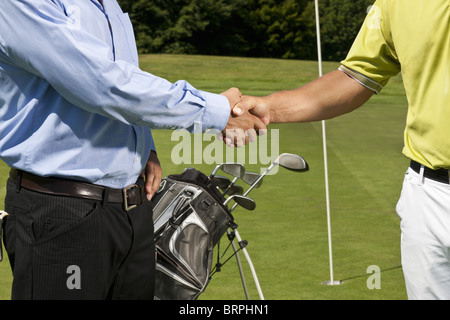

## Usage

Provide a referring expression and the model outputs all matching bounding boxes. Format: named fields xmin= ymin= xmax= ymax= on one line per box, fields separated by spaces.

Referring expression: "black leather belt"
xmin=410 ymin=160 xmax=450 ymax=184
xmin=9 ymin=169 xmax=145 ymax=211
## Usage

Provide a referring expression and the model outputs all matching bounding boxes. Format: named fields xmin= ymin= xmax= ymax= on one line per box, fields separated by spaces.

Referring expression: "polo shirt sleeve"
xmin=339 ymin=0 xmax=401 ymax=94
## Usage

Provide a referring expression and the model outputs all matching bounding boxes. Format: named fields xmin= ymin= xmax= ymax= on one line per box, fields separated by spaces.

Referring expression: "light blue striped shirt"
xmin=0 ymin=0 xmax=230 ymax=188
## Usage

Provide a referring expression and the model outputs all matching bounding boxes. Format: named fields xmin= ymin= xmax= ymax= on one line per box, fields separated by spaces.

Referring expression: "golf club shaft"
xmin=230 ymin=162 xmax=276 ymax=212
xmin=222 ymin=176 xmax=238 ymax=195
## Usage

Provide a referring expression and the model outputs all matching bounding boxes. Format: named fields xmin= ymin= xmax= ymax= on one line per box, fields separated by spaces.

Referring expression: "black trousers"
xmin=2 ymin=178 xmax=155 ymax=300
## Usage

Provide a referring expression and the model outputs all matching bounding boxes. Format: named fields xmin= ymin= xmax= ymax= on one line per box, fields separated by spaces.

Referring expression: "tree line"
xmin=117 ymin=0 xmax=374 ymax=61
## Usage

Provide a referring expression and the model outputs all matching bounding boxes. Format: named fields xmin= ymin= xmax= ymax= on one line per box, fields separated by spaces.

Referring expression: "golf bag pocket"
xmin=151 ymin=168 xmax=234 ymax=300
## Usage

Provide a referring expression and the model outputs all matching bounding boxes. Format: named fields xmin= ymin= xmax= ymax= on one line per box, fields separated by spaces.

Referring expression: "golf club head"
xmin=221 ymin=163 xmax=245 ymax=178
xmin=224 ymin=194 xmax=256 ymax=211
xmin=224 ymin=185 xmax=244 ymax=196
xmin=242 ymin=172 xmax=263 ymax=188
xmin=276 ymin=153 xmax=309 ymax=172
xmin=210 ymin=162 xmax=245 ymax=179
xmin=211 ymin=175 xmax=232 ymax=189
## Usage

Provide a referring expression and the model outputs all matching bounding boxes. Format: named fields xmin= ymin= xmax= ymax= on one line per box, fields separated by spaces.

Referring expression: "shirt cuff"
xmin=199 ymin=91 xmax=230 ymax=132
xmin=338 ymin=65 xmax=383 ymax=94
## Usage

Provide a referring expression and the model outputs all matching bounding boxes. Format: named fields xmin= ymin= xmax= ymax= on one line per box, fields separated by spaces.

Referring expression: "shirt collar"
xmin=90 ymin=0 xmax=105 ymax=11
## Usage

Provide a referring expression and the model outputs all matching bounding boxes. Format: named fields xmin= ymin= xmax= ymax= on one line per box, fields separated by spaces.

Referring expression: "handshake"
xmin=220 ymin=87 xmax=271 ymax=148
xmin=218 ymin=69 xmax=377 ymax=147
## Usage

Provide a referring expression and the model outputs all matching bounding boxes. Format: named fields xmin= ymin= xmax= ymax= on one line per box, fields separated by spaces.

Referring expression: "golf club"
xmin=224 ymin=194 xmax=256 ymax=211
xmin=222 ymin=171 xmax=262 ymax=195
xmin=226 ymin=154 xmax=308 ymax=300
xmin=241 ymin=171 xmax=263 ymax=189
xmin=276 ymin=152 xmax=309 ymax=172
xmin=221 ymin=176 xmax=239 ymax=195
xmin=229 ymin=153 xmax=309 ymax=299
xmin=212 ymin=176 xmax=244 ymax=196
xmin=224 ymin=184 xmax=244 ymax=196
xmin=247 ymin=153 xmax=308 ymax=195
xmin=229 ymin=153 xmax=308 ymax=213
xmin=211 ymin=175 xmax=232 ymax=190
xmin=209 ymin=163 xmax=245 ymax=180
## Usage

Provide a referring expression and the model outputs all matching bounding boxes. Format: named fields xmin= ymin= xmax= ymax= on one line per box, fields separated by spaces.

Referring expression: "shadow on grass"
xmin=339 ymin=265 xmax=403 ymax=282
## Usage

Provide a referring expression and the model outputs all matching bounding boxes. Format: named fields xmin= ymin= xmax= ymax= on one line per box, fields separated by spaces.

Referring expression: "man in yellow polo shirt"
xmin=234 ymin=0 xmax=450 ymax=299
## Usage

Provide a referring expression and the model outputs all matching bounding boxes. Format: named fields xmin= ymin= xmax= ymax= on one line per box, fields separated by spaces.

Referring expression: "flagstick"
xmin=314 ymin=0 xmax=342 ymax=286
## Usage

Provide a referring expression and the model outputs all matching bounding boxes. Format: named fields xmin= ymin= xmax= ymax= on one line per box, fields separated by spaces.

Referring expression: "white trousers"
xmin=397 ymin=166 xmax=450 ymax=300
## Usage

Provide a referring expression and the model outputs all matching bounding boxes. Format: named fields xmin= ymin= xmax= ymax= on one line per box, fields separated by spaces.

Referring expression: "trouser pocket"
xmin=4 ymin=179 xmax=134 ymax=299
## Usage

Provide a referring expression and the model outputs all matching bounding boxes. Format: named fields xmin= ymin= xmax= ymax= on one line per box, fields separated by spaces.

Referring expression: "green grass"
xmin=0 ymin=54 xmax=409 ymax=300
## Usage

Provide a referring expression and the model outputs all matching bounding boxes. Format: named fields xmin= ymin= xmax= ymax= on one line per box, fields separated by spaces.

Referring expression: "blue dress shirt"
xmin=0 ymin=0 xmax=230 ymax=188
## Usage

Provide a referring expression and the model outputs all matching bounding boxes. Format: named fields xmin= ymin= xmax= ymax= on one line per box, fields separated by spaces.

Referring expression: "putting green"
xmin=0 ymin=54 xmax=408 ymax=300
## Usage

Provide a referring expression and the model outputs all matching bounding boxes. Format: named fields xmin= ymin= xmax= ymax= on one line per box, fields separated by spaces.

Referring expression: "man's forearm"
xmin=266 ymin=70 xmax=375 ymax=123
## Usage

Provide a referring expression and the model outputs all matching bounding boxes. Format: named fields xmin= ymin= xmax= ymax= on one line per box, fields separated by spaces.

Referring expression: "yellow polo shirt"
xmin=340 ymin=0 xmax=450 ymax=169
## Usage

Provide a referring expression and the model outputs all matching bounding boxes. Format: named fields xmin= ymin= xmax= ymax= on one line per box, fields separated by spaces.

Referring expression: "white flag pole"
xmin=314 ymin=0 xmax=342 ymax=286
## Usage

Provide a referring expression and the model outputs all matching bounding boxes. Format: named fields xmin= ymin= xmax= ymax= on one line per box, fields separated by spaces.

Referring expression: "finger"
xmin=221 ymin=87 xmax=241 ymax=97
xmin=258 ymin=128 xmax=268 ymax=136
xmin=224 ymin=136 xmax=233 ymax=147
xmin=229 ymin=87 xmax=242 ymax=99
xmin=221 ymin=87 xmax=243 ymax=110
xmin=150 ymin=177 xmax=161 ymax=200
xmin=235 ymin=129 xmax=248 ymax=148
xmin=223 ymin=129 xmax=237 ymax=148
xmin=252 ymin=114 xmax=267 ymax=133
xmin=260 ymin=115 xmax=270 ymax=126
xmin=235 ymin=135 xmax=247 ymax=148
xmin=145 ymin=173 xmax=155 ymax=200
xmin=145 ymin=166 xmax=162 ymax=200
xmin=246 ymin=128 xmax=258 ymax=143
xmin=224 ymin=128 xmax=246 ymax=148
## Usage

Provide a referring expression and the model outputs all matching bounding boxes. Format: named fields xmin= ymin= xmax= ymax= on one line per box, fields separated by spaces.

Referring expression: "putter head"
xmin=276 ymin=153 xmax=309 ymax=172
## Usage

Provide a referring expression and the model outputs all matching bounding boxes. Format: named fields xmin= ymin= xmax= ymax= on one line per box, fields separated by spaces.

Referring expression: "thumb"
xmin=232 ymin=100 xmax=250 ymax=117
xmin=233 ymin=96 xmax=271 ymax=126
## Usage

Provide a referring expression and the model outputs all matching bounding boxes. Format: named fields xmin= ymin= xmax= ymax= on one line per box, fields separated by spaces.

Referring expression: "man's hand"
xmin=221 ymin=87 xmax=242 ymax=111
xmin=221 ymin=110 xmax=267 ymax=147
xmin=231 ymin=71 xmax=375 ymax=124
xmin=220 ymin=88 xmax=267 ymax=147
xmin=142 ymin=150 xmax=162 ymax=201
xmin=233 ymin=95 xmax=271 ymax=126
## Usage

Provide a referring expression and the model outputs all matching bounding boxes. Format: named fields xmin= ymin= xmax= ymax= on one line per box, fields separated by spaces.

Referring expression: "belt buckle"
xmin=123 ymin=183 xmax=139 ymax=212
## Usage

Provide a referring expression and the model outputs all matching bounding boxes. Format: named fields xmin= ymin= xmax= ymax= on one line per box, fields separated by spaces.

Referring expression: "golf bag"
xmin=151 ymin=168 xmax=234 ymax=300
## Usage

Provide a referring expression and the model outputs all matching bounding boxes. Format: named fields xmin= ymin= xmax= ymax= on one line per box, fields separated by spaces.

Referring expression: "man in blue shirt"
xmin=0 ymin=0 xmax=265 ymax=299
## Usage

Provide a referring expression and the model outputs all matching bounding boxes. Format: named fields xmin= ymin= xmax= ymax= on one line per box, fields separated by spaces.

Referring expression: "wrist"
xmin=265 ymin=94 xmax=277 ymax=123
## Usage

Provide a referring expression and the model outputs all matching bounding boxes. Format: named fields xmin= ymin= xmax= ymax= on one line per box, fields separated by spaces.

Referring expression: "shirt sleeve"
xmin=339 ymin=0 xmax=401 ymax=94
xmin=0 ymin=0 xmax=230 ymax=133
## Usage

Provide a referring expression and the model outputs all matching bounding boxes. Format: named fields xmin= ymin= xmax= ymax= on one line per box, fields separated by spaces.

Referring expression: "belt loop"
xmin=418 ymin=165 xmax=425 ymax=186
xmin=102 ymin=188 xmax=109 ymax=208
xmin=15 ymin=170 xmax=22 ymax=193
